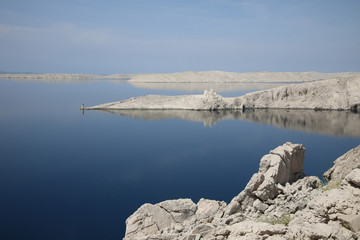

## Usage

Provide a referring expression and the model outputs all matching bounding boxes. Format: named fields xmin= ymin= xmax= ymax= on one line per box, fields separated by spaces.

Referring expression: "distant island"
xmin=1 ymin=71 xmax=360 ymax=83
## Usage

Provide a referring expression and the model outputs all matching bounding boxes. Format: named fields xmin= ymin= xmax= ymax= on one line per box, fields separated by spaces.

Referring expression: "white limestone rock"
xmin=124 ymin=199 xmax=197 ymax=240
xmin=158 ymin=198 xmax=197 ymax=223
xmin=124 ymin=203 xmax=175 ymax=238
xmin=227 ymin=142 xmax=305 ymax=212
xmin=88 ymin=76 xmax=360 ymax=111
xmin=344 ymin=168 xmax=360 ymax=187
xmin=196 ymin=198 xmax=226 ymax=221
xmin=338 ymin=214 xmax=360 ymax=232
xmin=238 ymin=77 xmax=360 ymax=110
xmin=324 ymin=145 xmax=360 ymax=184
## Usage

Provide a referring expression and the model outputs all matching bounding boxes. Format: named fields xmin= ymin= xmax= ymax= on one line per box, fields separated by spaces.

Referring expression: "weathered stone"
xmin=191 ymin=223 xmax=214 ymax=237
xmin=269 ymin=143 xmax=305 ymax=184
xmin=244 ymin=173 xmax=265 ymax=195
xmin=251 ymin=142 xmax=305 ymax=201
xmin=173 ymin=224 xmax=185 ymax=233
xmin=324 ymin=145 xmax=360 ymax=184
xmin=344 ymin=168 xmax=360 ymax=188
xmin=254 ymin=178 xmax=278 ymax=201
xmin=224 ymin=200 xmax=241 ymax=216
xmin=253 ymin=199 xmax=269 ymax=213
xmin=338 ymin=214 xmax=360 ymax=232
xmin=125 ymin=203 xmax=175 ymax=237
xmin=196 ymin=199 xmax=226 ymax=220
xmin=158 ymin=198 xmax=197 ymax=223
xmin=215 ymin=229 xmax=231 ymax=237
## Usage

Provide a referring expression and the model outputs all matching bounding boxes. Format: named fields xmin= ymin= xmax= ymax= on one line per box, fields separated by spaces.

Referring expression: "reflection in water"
xmin=97 ymin=109 xmax=360 ymax=137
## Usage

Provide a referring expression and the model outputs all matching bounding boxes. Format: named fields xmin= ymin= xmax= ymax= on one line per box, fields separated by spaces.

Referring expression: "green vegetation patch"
xmin=322 ymin=180 xmax=341 ymax=191
xmin=262 ymin=213 xmax=291 ymax=226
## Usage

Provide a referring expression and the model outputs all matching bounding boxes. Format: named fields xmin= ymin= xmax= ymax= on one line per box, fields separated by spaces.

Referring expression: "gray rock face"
xmin=87 ymin=77 xmax=360 ymax=111
xmin=124 ymin=198 xmax=197 ymax=239
xmin=324 ymin=145 xmax=360 ymax=184
xmin=226 ymin=142 xmax=305 ymax=214
xmin=124 ymin=143 xmax=360 ymax=240
xmin=344 ymin=169 xmax=360 ymax=188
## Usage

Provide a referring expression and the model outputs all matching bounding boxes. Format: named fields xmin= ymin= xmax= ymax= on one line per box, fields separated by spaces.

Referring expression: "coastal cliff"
xmin=86 ymin=76 xmax=360 ymax=111
xmin=124 ymin=143 xmax=360 ymax=240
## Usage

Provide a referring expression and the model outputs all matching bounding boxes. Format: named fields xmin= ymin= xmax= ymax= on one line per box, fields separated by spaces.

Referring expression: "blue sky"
xmin=0 ymin=0 xmax=359 ymax=74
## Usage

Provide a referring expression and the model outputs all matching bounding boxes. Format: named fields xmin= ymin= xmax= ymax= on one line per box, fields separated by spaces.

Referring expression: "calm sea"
xmin=0 ymin=78 xmax=359 ymax=240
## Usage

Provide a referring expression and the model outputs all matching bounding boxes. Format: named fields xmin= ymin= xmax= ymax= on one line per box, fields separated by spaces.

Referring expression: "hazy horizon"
xmin=1 ymin=0 xmax=360 ymax=74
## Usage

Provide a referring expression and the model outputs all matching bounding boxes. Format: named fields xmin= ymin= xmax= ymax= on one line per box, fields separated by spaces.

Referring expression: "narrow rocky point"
xmin=124 ymin=143 xmax=360 ymax=240
xmin=87 ymin=76 xmax=360 ymax=111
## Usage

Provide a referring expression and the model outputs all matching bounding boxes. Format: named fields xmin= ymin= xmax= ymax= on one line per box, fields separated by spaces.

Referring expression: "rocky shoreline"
xmin=124 ymin=143 xmax=360 ymax=240
xmin=86 ymin=77 xmax=360 ymax=112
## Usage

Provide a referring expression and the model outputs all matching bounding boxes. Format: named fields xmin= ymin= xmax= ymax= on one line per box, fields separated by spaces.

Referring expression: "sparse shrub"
xmin=322 ymin=180 xmax=341 ymax=191
xmin=263 ymin=213 xmax=291 ymax=226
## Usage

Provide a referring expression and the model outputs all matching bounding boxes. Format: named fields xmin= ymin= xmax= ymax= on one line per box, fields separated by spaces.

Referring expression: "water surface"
xmin=0 ymin=78 xmax=359 ymax=240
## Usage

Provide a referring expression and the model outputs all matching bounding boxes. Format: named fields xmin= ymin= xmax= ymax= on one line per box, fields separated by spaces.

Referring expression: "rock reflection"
xmin=98 ymin=109 xmax=360 ymax=136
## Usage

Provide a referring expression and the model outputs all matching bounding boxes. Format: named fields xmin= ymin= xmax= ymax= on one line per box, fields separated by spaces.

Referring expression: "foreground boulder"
xmin=125 ymin=199 xmax=198 ymax=239
xmin=225 ymin=142 xmax=306 ymax=216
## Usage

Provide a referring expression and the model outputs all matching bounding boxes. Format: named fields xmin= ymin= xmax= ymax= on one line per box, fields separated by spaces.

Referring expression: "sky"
xmin=0 ymin=0 xmax=359 ymax=74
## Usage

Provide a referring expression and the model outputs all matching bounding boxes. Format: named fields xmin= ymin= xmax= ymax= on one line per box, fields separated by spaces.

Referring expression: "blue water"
xmin=0 ymin=79 xmax=359 ymax=240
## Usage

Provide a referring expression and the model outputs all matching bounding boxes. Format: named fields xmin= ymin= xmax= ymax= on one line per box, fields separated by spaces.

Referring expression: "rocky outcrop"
xmin=87 ymin=89 xmax=229 ymax=110
xmin=225 ymin=143 xmax=306 ymax=216
xmin=125 ymin=199 xmax=198 ymax=239
xmin=237 ymin=76 xmax=360 ymax=110
xmin=87 ymin=77 xmax=360 ymax=111
xmin=123 ymin=143 xmax=360 ymax=240
xmin=324 ymin=145 xmax=360 ymax=185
